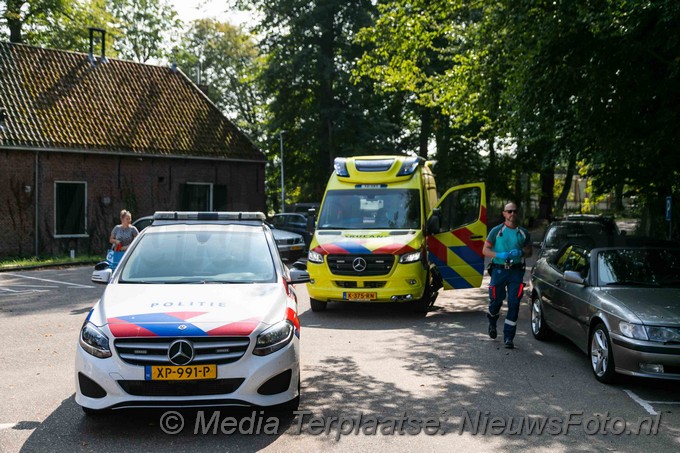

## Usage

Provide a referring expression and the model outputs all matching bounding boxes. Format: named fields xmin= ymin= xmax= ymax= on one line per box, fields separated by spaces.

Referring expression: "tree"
xmin=108 ymin=0 xmax=181 ymax=63
xmin=174 ymin=19 xmax=264 ymax=142
xmin=235 ymin=0 xmax=410 ymax=208
xmin=1 ymin=0 xmax=67 ymax=43
xmin=28 ymin=0 xmax=117 ymax=55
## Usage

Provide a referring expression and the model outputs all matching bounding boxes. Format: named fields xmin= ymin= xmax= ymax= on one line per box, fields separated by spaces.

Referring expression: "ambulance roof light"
xmin=334 ymin=158 xmax=349 ymax=177
xmin=397 ymin=156 xmax=424 ymax=176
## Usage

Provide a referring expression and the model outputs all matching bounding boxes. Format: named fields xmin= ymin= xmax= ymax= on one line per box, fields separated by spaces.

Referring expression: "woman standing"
xmin=109 ymin=210 xmax=139 ymax=252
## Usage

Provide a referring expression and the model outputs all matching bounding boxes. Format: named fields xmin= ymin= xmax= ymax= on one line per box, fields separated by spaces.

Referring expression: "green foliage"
xmin=1 ymin=0 xmax=68 ymax=43
xmin=173 ymin=19 xmax=265 ymax=142
xmin=108 ymin=0 xmax=181 ymax=63
xmin=237 ymin=0 xmax=413 ymax=210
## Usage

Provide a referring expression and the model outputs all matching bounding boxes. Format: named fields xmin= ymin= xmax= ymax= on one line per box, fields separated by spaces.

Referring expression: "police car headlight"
xmin=253 ymin=320 xmax=294 ymax=356
xmin=308 ymin=250 xmax=324 ymax=263
xmin=79 ymin=322 xmax=112 ymax=358
xmin=399 ymin=251 xmax=421 ymax=263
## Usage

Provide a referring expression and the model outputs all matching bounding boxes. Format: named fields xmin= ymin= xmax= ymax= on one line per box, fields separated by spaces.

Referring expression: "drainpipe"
xmin=34 ymin=151 xmax=39 ymax=256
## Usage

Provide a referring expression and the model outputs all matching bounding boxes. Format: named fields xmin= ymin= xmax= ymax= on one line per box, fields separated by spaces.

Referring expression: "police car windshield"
xmin=317 ymin=189 xmax=420 ymax=230
xmin=119 ymin=226 xmax=276 ymax=284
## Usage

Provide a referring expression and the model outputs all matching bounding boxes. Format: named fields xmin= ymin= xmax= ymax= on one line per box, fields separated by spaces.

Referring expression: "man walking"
xmin=482 ymin=202 xmax=532 ymax=348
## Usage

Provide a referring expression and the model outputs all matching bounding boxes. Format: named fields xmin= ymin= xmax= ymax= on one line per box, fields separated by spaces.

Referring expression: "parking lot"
xmin=1 ymin=265 xmax=680 ymax=452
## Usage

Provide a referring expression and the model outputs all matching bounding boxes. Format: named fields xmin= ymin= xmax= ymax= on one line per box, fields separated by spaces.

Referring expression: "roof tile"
xmin=0 ymin=42 xmax=264 ymax=161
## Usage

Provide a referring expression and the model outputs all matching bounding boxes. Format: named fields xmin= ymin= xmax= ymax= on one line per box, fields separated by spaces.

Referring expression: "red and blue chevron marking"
xmin=107 ymin=312 xmax=260 ymax=338
xmin=314 ymin=242 xmax=416 ymax=255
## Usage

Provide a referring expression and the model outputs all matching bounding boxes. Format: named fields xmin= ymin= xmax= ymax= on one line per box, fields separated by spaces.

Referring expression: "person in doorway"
xmin=482 ymin=202 xmax=532 ymax=349
xmin=109 ymin=209 xmax=139 ymax=252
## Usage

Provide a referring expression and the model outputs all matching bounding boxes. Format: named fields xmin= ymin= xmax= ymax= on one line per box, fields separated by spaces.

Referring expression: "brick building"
xmin=0 ymin=41 xmax=266 ymax=257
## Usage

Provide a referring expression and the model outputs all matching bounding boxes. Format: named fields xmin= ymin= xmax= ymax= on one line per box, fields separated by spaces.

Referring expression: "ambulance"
xmin=305 ymin=155 xmax=487 ymax=312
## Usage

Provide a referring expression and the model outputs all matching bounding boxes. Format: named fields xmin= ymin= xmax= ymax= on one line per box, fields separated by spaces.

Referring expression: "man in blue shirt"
xmin=482 ymin=202 xmax=532 ymax=348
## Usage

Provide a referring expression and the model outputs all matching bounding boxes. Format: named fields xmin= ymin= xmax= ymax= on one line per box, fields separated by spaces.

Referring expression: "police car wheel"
xmin=310 ymin=298 xmax=327 ymax=312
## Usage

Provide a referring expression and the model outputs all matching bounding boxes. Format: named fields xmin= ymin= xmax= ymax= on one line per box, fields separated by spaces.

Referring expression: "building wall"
xmin=0 ymin=150 xmax=266 ymax=257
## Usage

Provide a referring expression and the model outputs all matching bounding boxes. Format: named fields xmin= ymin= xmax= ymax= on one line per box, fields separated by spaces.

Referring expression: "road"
xmin=1 ymin=265 xmax=679 ymax=452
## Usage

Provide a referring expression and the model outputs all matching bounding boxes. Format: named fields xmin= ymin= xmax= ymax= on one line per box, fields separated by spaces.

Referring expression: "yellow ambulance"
xmin=305 ymin=155 xmax=487 ymax=312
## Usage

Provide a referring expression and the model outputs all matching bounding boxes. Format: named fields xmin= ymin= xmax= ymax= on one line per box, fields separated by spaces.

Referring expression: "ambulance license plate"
xmin=343 ymin=292 xmax=377 ymax=301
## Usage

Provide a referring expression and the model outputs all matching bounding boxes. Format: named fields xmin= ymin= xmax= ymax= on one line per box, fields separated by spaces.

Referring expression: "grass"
xmin=0 ymin=254 xmax=101 ymax=270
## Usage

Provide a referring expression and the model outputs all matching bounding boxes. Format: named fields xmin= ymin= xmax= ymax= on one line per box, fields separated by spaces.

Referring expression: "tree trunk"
xmin=7 ymin=0 xmax=24 ymax=43
xmin=418 ymin=107 xmax=432 ymax=158
xmin=555 ymin=151 xmax=577 ymax=216
xmin=538 ymin=168 xmax=555 ymax=221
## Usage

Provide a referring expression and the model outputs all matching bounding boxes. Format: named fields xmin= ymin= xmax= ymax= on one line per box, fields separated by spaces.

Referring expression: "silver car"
xmin=530 ymin=241 xmax=680 ymax=383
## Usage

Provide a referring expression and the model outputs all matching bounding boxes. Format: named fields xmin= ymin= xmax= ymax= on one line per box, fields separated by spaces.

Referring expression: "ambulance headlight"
xmin=399 ymin=251 xmax=421 ymax=263
xmin=308 ymin=250 xmax=324 ymax=263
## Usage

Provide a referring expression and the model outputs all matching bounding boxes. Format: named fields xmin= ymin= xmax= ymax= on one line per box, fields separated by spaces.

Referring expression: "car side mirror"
xmin=288 ymin=267 xmax=311 ymax=284
xmin=306 ymin=209 xmax=316 ymax=233
xmin=427 ymin=208 xmax=441 ymax=234
xmin=91 ymin=268 xmax=112 ymax=284
xmin=563 ymin=270 xmax=586 ymax=285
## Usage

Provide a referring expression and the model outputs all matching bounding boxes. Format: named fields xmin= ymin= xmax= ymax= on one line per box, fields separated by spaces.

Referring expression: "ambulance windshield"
xmin=317 ymin=189 xmax=421 ymax=230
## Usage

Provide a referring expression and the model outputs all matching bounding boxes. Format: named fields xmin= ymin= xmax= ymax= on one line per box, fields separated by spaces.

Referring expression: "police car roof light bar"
xmin=153 ymin=211 xmax=266 ymax=221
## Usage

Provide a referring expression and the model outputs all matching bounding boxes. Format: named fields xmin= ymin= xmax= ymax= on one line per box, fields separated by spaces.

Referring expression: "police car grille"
xmin=327 ymin=254 xmax=395 ymax=276
xmin=114 ymin=337 xmax=250 ymax=366
xmin=118 ymin=378 xmax=245 ymax=397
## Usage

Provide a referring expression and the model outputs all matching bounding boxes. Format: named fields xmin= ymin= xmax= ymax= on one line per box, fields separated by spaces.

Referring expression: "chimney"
xmin=88 ymin=27 xmax=107 ymax=65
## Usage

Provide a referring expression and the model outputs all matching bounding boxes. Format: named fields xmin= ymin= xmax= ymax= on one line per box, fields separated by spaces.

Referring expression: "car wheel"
xmin=530 ymin=294 xmax=552 ymax=340
xmin=310 ymin=298 xmax=327 ymax=312
xmin=589 ymin=323 xmax=617 ymax=384
xmin=412 ymin=272 xmax=439 ymax=313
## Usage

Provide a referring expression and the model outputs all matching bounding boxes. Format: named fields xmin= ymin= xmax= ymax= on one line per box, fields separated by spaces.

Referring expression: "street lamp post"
xmin=279 ymin=130 xmax=286 ymax=213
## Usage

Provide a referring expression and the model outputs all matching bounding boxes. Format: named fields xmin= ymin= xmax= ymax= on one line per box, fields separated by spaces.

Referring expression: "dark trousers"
xmin=487 ymin=266 xmax=525 ymax=342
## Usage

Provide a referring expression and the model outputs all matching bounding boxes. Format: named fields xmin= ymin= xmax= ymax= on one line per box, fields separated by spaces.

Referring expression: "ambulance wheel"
xmin=310 ymin=298 xmax=327 ymax=312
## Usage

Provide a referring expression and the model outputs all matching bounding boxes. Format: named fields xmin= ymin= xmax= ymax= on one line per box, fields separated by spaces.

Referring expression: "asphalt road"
xmin=1 ymin=265 xmax=679 ymax=452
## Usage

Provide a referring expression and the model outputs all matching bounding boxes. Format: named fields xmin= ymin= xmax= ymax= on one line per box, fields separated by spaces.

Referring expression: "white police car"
xmin=77 ymin=212 xmax=309 ymax=414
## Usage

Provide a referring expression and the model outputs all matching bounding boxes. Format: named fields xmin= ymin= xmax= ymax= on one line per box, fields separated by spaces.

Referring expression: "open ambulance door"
xmin=427 ymin=182 xmax=487 ymax=289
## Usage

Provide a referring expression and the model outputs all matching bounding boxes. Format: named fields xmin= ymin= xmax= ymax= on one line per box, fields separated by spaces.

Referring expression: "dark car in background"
xmin=530 ymin=238 xmax=680 ymax=383
xmin=565 ymin=214 xmax=621 ymax=236
xmin=270 ymin=213 xmax=313 ymax=249
xmin=536 ymin=220 xmax=620 ymax=261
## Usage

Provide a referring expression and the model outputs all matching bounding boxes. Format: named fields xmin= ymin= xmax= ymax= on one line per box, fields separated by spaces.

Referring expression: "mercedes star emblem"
xmin=168 ymin=339 xmax=194 ymax=366
xmin=352 ymin=257 xmax=367 ymax=272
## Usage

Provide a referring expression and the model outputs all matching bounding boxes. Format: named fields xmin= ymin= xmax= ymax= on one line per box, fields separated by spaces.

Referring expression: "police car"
xmin=77 ymin=212 xmax=309 ymax=414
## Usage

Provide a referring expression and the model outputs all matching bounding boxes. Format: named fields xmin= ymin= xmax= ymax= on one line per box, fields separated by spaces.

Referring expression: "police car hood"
xmin=312 ymin=230 xmax=421 ymax=255
xmin=92 ymin=284 xmax=286 ymax=338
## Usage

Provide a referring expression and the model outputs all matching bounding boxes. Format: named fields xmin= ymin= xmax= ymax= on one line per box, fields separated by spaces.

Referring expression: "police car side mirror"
xmin=91 ymin=268 xmax=112 ymax=284
xmin=427 ymin=209 xmax=441 ymax=234
xmin=288 ymin=267 xmax=311 ymax=284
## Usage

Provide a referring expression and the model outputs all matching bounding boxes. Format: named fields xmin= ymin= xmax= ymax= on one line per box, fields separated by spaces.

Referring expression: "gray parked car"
xmin=530 ymin=238 xmax=680 ymax=383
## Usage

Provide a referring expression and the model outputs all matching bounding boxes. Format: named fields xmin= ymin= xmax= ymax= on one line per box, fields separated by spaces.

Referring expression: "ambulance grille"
xmin=327 ymin=254 xmax=395 ymax=276
xmin=114 ymin=337 xmax=250 ymax=366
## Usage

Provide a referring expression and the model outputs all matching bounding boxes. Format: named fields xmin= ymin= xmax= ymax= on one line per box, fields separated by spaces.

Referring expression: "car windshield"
xmin=317 ymin=189 xmax=421 ymax=230
xmin=598 ymin=248 xmax=680 ymax=287
xmin=544 ymin=223 xmax=609 ymax=248
xmin=119 ymin=226 xmax=275 ymax=284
